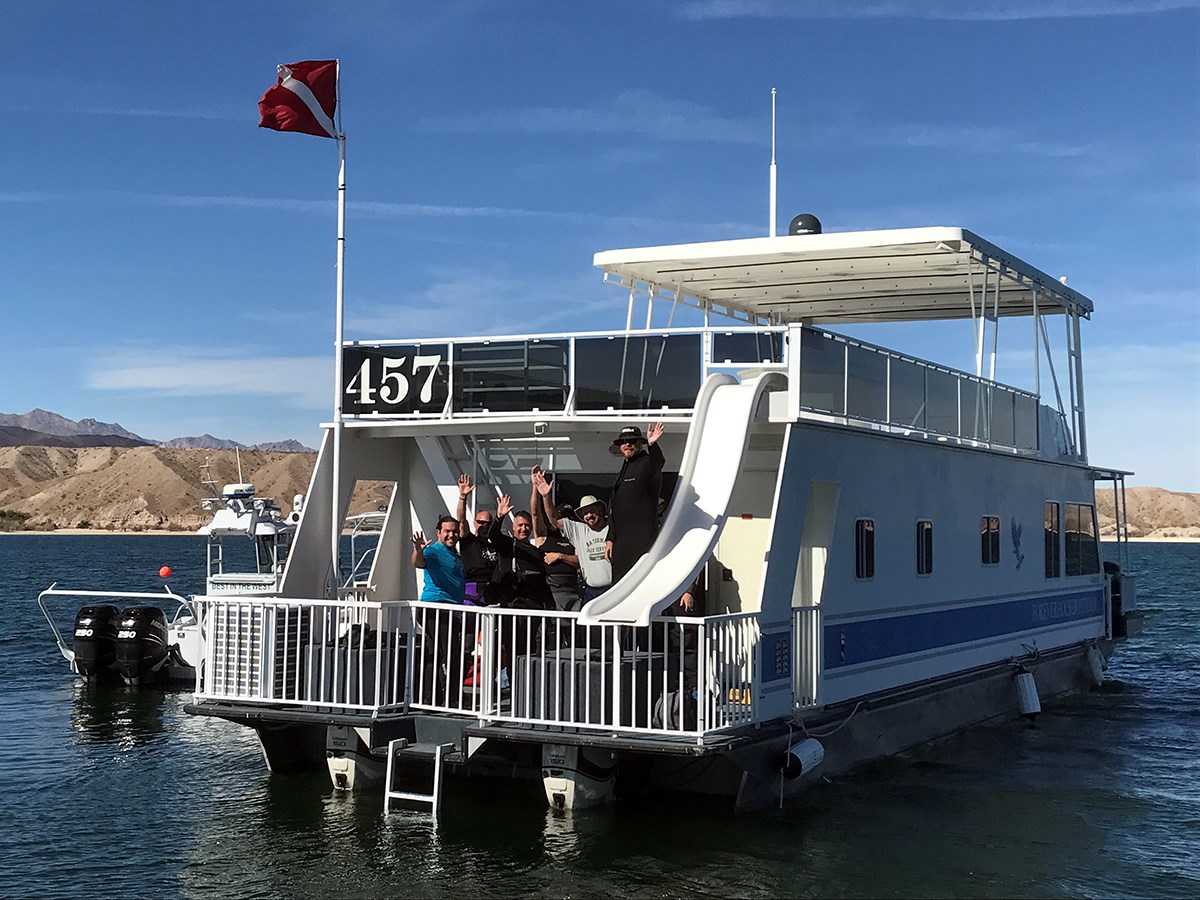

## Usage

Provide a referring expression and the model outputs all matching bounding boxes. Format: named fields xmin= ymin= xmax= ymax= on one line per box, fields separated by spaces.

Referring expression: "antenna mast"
xmin=769 ymin=87 xmax=777 ymax=237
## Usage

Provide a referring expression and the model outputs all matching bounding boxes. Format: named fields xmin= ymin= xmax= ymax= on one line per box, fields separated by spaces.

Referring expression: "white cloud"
xmin=418 ymin=89 xmax=762 ymax=144
xmin=346 ymin=270 xmax=611 ymax=340
xmin=87 ymin=351 xmax=330 ymax=408
xmin=861 ymin=124 xmax=1095 ymax=159
xmin=681 ymin=0 xmax=1199 ymax=21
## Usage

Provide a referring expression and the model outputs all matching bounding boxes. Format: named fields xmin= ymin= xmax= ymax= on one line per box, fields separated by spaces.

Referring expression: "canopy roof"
xmin=593 ymin=227 xmax=1093 ymax=325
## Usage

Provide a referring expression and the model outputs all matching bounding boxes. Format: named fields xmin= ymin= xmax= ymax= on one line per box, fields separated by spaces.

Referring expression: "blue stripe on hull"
xmin=824 ymin=589 xmax=1104 ymax=668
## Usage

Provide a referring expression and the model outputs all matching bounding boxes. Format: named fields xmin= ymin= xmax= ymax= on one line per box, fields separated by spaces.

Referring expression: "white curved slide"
xmin=578 ymin=370 xmax=786 ymax=627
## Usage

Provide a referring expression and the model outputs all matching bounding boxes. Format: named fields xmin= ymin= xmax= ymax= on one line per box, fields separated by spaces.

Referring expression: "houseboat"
xmin=177 ymin=221 xmax=1139 ymax=811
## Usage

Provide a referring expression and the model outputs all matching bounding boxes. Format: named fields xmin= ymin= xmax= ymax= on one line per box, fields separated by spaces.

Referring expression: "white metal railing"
xmin=340 ymin=324 xmax=1045 ymax=454
xmin=195 ymin=596 xmax=411 ymax=712
xmin=192 ymin=596 xmax=765 ymax=737
xmin=792 ymin=606 xmax=821 ymax=708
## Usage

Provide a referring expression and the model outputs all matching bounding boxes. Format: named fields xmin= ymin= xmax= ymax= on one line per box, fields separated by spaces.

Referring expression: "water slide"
xmin=578 ymin=370 xmax=786 ymax=627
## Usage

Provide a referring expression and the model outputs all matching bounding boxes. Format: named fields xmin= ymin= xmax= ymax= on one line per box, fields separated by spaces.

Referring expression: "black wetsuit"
xmin=484 ymin=529 xmax=555 ymax=610
xmin=608 ymin=442 xmax=665 ymax=583
xmin=459 ymin=529 xmax=500 ymax=604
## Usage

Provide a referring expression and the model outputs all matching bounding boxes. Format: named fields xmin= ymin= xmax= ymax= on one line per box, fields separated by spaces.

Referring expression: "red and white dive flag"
xmin=258 ymin=60 xmax=338 ymax=138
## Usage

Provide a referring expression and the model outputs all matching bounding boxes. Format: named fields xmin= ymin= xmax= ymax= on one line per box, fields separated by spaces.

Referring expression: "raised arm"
xmin=529 ymin=468 xmax=546 ymax=540
xmin=410 ymin=531 xmax=428 ymax=569
xmin=647 ymin=422 xmax=666 ymax=472
xmin=532 ymin=465 xmax=563 ymax=530
xmin=457 ymin=474 xmax=475 ymax=534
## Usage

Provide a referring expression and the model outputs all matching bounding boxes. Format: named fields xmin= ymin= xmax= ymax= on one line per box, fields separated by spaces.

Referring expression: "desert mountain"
xmin=0 ymin=409 xmax=146 ymax=441
xmin=0 ymin=447 xmax=385 ymax=532
xmin=0 ymin=443 xmax=1194 ymax=536
xmin=0 ymin=410 xmax=315 ymax=453
xmin=1095 ymin=486 xmax=1200 ymax=539
xmin=0 ymin=425 xmax=148 ymax=449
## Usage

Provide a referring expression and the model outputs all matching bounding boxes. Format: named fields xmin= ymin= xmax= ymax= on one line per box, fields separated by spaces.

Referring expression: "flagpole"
xmin=331 ymin=64 xmax=346 ymax=595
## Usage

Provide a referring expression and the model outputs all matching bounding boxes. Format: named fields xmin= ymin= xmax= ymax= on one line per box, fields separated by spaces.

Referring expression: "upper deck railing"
xmin=341 ymin=325 xmax=1045 ymax=453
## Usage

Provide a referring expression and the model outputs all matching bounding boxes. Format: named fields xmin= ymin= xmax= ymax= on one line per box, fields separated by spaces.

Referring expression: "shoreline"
xmin=1 ymin=529 xmax=1197 ymax=543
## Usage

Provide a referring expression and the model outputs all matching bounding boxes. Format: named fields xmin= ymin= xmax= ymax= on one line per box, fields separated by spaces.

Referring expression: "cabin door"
xmin=793 ymin=481 xmax=839 ymax=609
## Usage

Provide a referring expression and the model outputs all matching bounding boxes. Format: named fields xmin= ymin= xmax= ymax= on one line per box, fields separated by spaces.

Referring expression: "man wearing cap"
xmin=605 ymin=421 xmax=665 ymax=583
xmin=533 ymin=465 xmax=611 ymax=605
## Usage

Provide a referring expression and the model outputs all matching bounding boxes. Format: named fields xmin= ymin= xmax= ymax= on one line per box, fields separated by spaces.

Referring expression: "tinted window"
xmin=981 ymin=515 xmax=1000 ymax=565
xmin=916 ymin=520 xmax=934 ymax=575
xmin=575 ymin=334 xmax=702 ymax=411
xmin=1044 ymin=502 xmax=1061 ymax=578
xmin=855 ymin=519 xmax=875 ymax=579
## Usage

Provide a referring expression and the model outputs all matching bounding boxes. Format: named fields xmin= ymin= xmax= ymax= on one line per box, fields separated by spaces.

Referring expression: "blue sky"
xmin=2 ymin=1 xmax=1197 ymax=491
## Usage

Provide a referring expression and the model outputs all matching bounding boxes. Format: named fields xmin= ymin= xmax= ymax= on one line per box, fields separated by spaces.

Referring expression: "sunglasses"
xmin=475 ymin=519 xmax=490 ymax=526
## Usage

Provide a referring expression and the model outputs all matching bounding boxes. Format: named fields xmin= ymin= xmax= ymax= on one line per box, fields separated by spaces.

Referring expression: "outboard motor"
xmin=72 ymin=605 xmax=120 ymax=682
xmin=114 ymin=606 xmax=169 ymax=685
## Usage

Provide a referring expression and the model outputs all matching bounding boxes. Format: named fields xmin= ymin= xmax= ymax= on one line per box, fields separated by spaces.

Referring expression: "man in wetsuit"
xmin=485 ymin=494 xmax=555 ymax=611
xmin=455 ymin=474 xmax=499 ymax=604
xmin=604 ymin=421 xmax=665 ymax=584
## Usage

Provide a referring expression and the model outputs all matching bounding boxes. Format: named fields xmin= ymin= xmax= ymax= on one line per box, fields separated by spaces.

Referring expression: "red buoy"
xmin=159 ymin=565 xmax=172 ymax=578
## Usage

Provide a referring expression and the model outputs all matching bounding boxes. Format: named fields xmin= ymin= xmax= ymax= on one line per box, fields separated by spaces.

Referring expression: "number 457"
xmin=345 ymin=355 xmax=441 ymax=407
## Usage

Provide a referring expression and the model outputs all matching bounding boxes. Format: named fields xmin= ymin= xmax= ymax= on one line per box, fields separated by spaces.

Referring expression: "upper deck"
xmin=336 ymin=227 xmax=1092 ymax=460
xmin=594 ymin=226 xmax=1093 ymax=324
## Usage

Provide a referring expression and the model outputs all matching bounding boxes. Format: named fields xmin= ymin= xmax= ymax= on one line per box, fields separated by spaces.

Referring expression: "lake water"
xmin=1 ymin=536 xmax=1196 ymax=898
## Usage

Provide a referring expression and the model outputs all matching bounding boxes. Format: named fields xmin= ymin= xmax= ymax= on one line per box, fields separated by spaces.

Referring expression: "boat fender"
xmin=1015 ymin=670 xmax=1041 ymax=720
xmin=1085 ymin=644 xmax=1105 ymax=688
xmin=781 ymin=737 xmax=825 ymax=780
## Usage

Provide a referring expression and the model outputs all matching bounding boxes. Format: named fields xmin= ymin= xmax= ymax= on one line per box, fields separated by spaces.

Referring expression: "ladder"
xmin=383 ymin=739 xmax=455 ymax=814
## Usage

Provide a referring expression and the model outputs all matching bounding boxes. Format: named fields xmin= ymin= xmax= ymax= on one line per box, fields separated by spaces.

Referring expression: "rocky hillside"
xmin=0 ymin=447 xmax=384 ymax=532
xmin=0 ymin=444 xmax=1195 ymax=535
xmin=1096 ymin=486 xmax=1200 ymax=539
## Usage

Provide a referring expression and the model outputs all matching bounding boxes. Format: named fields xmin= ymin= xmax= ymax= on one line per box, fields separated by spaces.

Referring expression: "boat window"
xmin=1014 ymin=394 xmax=1039 ymax=451
xmin=990 ymin=389 xmax=1017 ymax=447
xmin=960 ymin=380 xmax=987 ymax=442
xmin=1044 ymin=502 xmax=1061 ymax=578
xmin=854 ymin=519 xmax=875 ymax=579
xmin=925 ymin=370 xmax=958 ymax=437
xmin=846 ymin=345 xmax=888 ymax=423
xmin=798 ymin=330 xmax=846 ymax=415
xmin=574 ymin=334 xmax=702 ymax=411
xmin=1065 ymin=503 xmax=1101 ymax=576
xmin=916 ymin=520 xmax=934 ymax=576
xmin=981 ymin=516 xmax=1000 ymax=565
xmin=889 ymin=358 xmax=926 ymax=431
xmin=453 ymin=339 xmax=570 ymax=413
xmin=711 ymin=331 xmax=784 ymax=364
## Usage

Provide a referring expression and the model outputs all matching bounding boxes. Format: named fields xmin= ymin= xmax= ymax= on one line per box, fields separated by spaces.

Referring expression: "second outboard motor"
xmin=73 ymin=605 xmax=120 ymax=682
xmin=114 ymin=606 xmax=169 ymax=685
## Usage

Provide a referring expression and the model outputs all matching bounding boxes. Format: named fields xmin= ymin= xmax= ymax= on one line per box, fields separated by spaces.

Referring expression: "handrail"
xmin=38 ymin=583 xmax=194 ymax=662
xmin=340 ymin=323 xmax=1043 ymax=454
xmin=190 ymin=595 xmax=769 ymax=736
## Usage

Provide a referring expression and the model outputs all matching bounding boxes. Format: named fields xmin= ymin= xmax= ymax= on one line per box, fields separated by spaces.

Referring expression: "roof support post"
xmin=786 ymin=323 xmax=804 ymax=421
xmin=1071 ymin=309 xmax=1088 ymax=461
xmin=988 ymin=269 xmax=1001 ymax=383
xmin=973 ymin=262 xmax=988 ymax=378
xmin=1032 ymin=288 xmax=1041 ymax=452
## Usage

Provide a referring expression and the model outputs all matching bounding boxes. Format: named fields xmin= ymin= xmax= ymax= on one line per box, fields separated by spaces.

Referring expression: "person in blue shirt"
xmin=410 ymin=515 xmax=465 ymax=603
